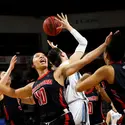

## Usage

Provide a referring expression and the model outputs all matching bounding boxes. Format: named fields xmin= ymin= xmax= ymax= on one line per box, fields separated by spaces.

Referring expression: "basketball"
xmin=43 ymin=16 xmax=62 ymax=36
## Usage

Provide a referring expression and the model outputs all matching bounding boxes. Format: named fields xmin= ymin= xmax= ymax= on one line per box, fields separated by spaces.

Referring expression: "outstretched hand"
xmin=104 ymin=32 xmax=113 ymax=45
xmin=104 ymin=30 xmax=120 ymax=46
xmin=56 ymin=13 xmax=71 ymax=30
xmin=9 ymin=55 xmax=17 ymax=71
xmin=47 ymin=40 xmax=58 ymax=48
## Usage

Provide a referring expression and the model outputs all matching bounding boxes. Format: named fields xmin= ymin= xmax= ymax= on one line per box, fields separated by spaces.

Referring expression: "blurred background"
xmin=0 ymin=1 xmax=124 ymax=124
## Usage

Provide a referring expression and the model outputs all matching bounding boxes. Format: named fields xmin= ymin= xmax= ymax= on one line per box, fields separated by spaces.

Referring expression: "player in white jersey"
xmin=48 ymin=13 xmax=111 ymax=124
xmin=106 ymin=103 xmax=122 ymax=125
xmin=64 ymin=69 xmax=89 ymax=125
xmin=47 ymin=13 xmax=90 ymax=125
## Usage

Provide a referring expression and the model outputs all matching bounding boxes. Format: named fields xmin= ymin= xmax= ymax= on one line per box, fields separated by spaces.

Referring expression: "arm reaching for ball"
xmin=48 ymin=13 xmax=88 ymax=63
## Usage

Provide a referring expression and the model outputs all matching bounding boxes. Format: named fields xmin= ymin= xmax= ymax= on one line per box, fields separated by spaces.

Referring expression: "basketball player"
xmin=0 ymin=98 xmax=6 ymax=125
xmin=0 ymin=26 xmax=111 ymax=125
xmin=106 ymin=102 xmax=122 ymax=125
xmin=76 ymin=31 xmax=125 ymax=125
xmin=81 ymin=73 xmax=111 ymax=125
xmin=0 ymin=71 xmax=26 ymax=125
xmin=47 ymin=13 xmax=89 ymax=125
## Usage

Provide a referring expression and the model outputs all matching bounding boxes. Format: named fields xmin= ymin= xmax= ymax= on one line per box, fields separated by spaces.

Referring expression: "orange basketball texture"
xmin=43 ymin=16 xmax=62 ymax=36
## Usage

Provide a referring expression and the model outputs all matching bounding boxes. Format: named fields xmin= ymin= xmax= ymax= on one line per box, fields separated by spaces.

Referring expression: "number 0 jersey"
xmin=85 ymin=87 xmax=104 ymax=125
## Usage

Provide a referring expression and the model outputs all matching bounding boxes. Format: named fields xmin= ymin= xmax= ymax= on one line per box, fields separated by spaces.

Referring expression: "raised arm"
xmin=51 ymin=13 xmax=88 ymax=62
xmin=61 ymin=32 xmax=113 ymax=77
xmin=78 ymin=73 xmax=111 ymax=103
xmin=62 ymin=41 xmax=109 ymax=77
xmin=0 ymin=55 xmax=34 ymax=99
xmin=0 ymin=55 xmax=17 ymax=86
xmin=0 ymin=81 xmax=34 ymax=99
xmin=75 ymin=65 xmax=113 ymax=92
xmin=69 ymin=28 xmax=88 ymax=62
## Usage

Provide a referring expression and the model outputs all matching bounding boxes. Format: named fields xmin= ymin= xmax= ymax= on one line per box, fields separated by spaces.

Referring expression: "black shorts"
xmin=40 ymin=112 xmax=75 ymax=125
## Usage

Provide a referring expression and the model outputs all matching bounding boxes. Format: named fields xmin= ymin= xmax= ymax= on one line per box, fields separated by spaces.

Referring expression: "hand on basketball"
xmin=9 ymin=55 xmax=17 ymax=71
xmin=56 ymin=13 xmax=71 ymax=30
xmin=47 ymin=40 xmax=58 ymax=48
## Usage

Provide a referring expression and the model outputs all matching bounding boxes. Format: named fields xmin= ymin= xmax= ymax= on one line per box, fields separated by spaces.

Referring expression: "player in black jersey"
xmin=76 ymin=31 xmax=125 ymax=124
xmin=47 ymin=13 xmax=90 ymax=125
xmin=0 ymin=17 xmax=111 ymax=125
xmin=0 ymin=71 xmax=26 ymax=125
xmin=85 ymin=87 xmax=105 ymax=125
xmin=0 ymin=41 xmax=109 ymax=125
xmin=81 ymin=73 xmax=111 ymax=125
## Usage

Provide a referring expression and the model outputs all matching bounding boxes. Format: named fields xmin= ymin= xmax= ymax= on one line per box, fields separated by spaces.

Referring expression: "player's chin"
xmin=41 ymin=63 xmax=48 ymax=69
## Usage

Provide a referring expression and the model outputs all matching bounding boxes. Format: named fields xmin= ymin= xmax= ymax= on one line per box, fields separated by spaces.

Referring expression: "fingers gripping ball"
xmin=43 ymin=16 xmax=62 ymax=36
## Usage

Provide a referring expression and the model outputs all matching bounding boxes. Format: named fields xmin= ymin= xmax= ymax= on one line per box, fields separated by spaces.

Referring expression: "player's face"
xmin=33 ymin=52 xmax=48 ymax=70
xmin=0 ymin=71 xmax=11 ymax=84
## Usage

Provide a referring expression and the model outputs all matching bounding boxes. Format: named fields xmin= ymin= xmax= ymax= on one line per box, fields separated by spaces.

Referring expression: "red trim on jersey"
xmin=3 ymin=105 xmax=9 ymax=120
xmin=37 ymin=70 xmax=50 ymax=80
xmin=115 ymin=97 xmax=125 ymax=109
xmin=101 ymin=101 xmax=105 ymax=120
xmin=85 ymin=87 xmax=94 ymax=94
xmin=110 ymin=60 xmax=122 ymax=64
xmin=64 ymin=113 xmax=70 ymax=125
xmin=117 ymin=114 xmax=124 ymax=124
xmin=3 ymin=105 xmax=15 ymax=125
xmin=59 ymin=88 xmax=67 ymax=108
xmin=101 ymin=81 xmax=106 ymax=88
xmin=10 ymin=120 xmax=15 ymax=125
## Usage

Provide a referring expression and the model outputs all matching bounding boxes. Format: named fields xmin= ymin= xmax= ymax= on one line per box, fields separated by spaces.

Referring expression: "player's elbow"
xmin=84 ymin=37 xmax=88 ymax=46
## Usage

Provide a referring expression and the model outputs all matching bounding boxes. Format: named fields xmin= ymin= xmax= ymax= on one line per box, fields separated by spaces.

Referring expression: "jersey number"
xmin=88 ymin=102 xmax=93 ymax=114
xmin=34 ymin=87 xmax=47 ymax=106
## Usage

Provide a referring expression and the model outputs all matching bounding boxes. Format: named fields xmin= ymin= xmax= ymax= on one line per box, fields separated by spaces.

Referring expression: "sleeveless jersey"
xmin=109 ymin=109 xmax=122 ymax=125
xmin=64 ymin=72 xmax=88 ymax=104
xmin=85 ymin=87 xmax=104 ymax=125
xmin=32 ymin=70 xmax=71 ymax=123
xmin=61 ymin=60 xmax=90 ymax=125
xmin=104 ymin=63 xmax=125 ymax=115
xmin=0 ymin=99 xmax=5 ymax=119
xmin=3 ymin=95 xmax=26 ymax=125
